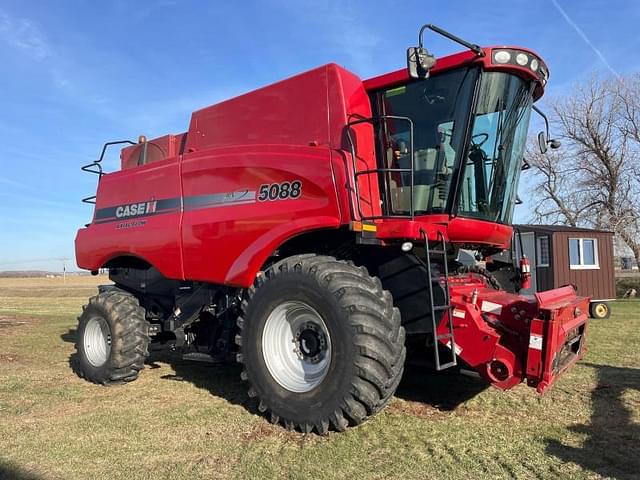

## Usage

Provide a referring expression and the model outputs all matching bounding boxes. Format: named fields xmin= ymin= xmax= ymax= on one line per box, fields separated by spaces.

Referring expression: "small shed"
xmin=507 ymin=225 xmax=616 ymax=318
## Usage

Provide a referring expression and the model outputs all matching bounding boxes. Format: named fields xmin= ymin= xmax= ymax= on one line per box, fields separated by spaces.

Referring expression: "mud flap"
xmin=525 ymin=286 xmax=590 ymax=393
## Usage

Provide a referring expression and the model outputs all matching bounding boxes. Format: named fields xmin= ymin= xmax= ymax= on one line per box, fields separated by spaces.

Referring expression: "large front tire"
xmin=74 ymin=287 xmax=150 ymax=385
xmin=236 ymin=255 xmax=405 ymax=434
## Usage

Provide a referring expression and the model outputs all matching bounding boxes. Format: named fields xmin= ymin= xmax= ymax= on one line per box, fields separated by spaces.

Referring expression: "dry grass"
xmin=0 ymin=276 xmax=638 ymax=479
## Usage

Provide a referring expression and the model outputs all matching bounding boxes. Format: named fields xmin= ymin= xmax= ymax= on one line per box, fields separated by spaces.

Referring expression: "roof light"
xmin=494 ymin=50 xmax=511 ymax=64
xmin=490 ymin=48 xmax=548 ymax=84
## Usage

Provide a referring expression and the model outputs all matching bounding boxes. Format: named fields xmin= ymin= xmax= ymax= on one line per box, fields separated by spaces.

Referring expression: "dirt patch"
xmin=0 ymin=319 xmax=28 ymax=329
xmin=240 ymin=421 xmax=311 ymax=445
xmin=0 ymin=316 xmax=38 ymax=332
xmin=0 ymin=353 xmax=26 ymax=364
xmin=386 ymin=399 xmax=453 ymax=419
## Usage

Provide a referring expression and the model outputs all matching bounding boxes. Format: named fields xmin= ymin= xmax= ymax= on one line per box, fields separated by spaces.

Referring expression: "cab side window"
xmin=371 ymin=68 xmax=478 ymax=215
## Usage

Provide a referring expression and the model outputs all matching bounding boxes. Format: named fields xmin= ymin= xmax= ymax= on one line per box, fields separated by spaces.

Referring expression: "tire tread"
xmin=74 ymin=287 xmax=150 ymax=385
xmin=236 ymin=254 xmax=405 ymax=434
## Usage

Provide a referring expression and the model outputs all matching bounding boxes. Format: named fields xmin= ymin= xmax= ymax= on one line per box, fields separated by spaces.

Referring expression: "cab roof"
xmin=364 ymin=46 xmax=548 ymax=101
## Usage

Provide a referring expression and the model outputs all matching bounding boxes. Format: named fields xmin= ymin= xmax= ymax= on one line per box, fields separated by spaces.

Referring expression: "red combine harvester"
xmin=75 ymin=25 xmax=589 ymax=434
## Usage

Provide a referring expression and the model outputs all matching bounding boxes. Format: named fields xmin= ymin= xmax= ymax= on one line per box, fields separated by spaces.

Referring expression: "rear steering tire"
xmin=74 ymin=286 xmax=150 ymax=384
xmin=236 ymin=254 xmax=406 ymax=434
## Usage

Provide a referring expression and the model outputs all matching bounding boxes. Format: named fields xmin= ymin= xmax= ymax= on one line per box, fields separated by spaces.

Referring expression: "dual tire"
xmin=236 ymin=255 xmax=406 ymax=434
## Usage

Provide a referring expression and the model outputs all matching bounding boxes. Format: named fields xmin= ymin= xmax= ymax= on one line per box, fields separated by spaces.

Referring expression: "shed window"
xmin=569 ymin=238 xmax=599 ymax=270
xmin=537 ymin=236 xmax=550 ymax=267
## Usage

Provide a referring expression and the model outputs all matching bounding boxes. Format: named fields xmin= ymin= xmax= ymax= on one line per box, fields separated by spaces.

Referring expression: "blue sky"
xmin=0 ymin=0 xmax=638 ymax=272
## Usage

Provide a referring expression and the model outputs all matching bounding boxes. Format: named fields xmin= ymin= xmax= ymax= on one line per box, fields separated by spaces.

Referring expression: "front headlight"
xmin=516 ymin=53 xmax=529 ymax=66
xmin=491 ymin=48 xmax=547 ymax=83
xmin=494 ymin=50 xmax=511 ymax=64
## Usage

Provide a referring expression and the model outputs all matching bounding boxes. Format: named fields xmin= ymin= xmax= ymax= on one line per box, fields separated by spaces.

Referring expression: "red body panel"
xmin=180 ymin=145 xmax=342 ymax=286
xmin=76 ymin=156 xmax=184 ymax=279
xmin=77 ymin=64 xmax=376 ymax=284
xmin=372 ymin=216 xmax=513 ymax=248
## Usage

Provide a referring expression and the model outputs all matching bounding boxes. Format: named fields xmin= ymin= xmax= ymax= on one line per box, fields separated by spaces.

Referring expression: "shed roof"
xmin=514 ymin=224 xmax=614 ymax=234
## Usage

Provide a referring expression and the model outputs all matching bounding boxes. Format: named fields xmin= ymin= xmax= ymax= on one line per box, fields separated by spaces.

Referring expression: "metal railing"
xmin=81 ymin=140 xmax=135 ymax=204
xmin=345 ymin=115 xmax=415 ymax=221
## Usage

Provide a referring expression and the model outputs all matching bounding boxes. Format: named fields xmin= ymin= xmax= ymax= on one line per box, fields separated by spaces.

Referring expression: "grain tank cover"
xmin=184 ymin=64 xmax=368 ymax=153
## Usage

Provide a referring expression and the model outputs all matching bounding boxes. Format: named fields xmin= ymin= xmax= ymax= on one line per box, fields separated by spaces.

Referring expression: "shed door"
xmin=514 ymin=232 xmax=537 ymax=294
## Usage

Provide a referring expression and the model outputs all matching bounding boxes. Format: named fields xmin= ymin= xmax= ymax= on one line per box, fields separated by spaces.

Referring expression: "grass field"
xmin=0 ymin=277 xmax=638 ymax=480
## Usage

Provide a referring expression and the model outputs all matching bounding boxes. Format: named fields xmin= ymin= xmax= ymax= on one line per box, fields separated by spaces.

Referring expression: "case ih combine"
xmin=74 ymin=25 xmax=589 ymax=434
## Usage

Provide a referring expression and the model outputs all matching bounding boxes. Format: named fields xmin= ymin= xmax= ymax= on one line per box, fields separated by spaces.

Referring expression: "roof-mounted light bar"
xmin=491 ymin=48 xmax=549 ymax=85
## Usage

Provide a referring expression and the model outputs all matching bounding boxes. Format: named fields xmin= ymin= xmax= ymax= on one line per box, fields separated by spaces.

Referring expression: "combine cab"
xmin=74 ymin=24 xmax=589 ymax=434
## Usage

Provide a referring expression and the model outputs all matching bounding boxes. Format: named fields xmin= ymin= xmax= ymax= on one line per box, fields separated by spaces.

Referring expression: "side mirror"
xmin=537 ymin=131 xmax=548 ymax=154
xmin=533 ymin=106 xmax=562 ymax=153
xmin=549 ymin=139 xmax=561 ymax=149
xmin=407 ymin=47 xmax=436 ymax=79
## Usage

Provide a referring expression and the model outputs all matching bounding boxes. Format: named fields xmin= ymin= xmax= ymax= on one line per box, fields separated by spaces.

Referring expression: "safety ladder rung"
xmin=437 ymin=361 xmax=457 ymax=370
xmin=436 ymin=333 xmax=454 ymax=341
xmin=429 ymin=249 xmax=446 ymax=255
xmin=432 ymin=305 xmax=451 ymax=312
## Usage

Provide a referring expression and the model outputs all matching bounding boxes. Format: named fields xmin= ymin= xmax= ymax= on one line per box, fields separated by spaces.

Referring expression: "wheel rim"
xmin=83 ymin=316 xmax=112 ymax=367
xmin=262 ymin=300 xmax=332 ymax=393
xmin=595 ymin=304 xmax=608 ymax=317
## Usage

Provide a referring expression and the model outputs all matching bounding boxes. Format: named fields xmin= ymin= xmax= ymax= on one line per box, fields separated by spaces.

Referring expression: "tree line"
xmin=527 ymin=73 xmax=640 ymax=266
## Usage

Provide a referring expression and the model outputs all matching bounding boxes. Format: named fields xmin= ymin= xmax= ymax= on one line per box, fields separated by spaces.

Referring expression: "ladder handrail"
xmin=421 ymin=228 xmax=457 ymax=370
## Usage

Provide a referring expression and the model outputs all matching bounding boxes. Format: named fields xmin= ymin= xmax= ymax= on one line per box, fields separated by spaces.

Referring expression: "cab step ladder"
xmin=421 ymin=229 xmax=457 ymax=370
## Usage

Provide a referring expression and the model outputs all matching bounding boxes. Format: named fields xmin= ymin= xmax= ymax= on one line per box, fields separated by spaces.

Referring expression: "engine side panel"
xmin=180 ymin=145 xmax=342 ymax=286
xmin=75 ymin=157 xmax=184 ymax=279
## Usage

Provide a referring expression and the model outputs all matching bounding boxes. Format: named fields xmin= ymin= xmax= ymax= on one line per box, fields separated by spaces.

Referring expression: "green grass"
xmin=0 ymin=277 xmax=638 ymax=480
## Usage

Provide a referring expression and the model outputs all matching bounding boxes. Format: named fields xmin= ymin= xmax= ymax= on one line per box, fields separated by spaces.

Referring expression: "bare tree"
xmin=527 ymin=74 xmax=640 ymax=266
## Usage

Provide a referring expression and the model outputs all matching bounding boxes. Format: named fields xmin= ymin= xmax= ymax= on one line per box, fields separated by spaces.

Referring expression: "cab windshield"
xmin=457 ymin=72 xmax=533 ymax=223
xmin=371 ymin=69 xmax=534 ymax=223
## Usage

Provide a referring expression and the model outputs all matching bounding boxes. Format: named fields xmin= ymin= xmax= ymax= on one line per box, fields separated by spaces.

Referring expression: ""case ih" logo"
xmin=115 ymin=201 xmax=157 ymax=219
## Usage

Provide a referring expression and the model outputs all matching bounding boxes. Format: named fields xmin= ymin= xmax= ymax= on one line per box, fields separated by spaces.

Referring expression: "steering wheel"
xmin=471 ymin=133 xmax=489 ymax=147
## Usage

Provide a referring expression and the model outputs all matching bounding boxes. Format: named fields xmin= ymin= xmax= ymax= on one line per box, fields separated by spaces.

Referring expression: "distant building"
xmin=490 ymin=225 xmax=616 ymax=318
xmin=620 ymin=256 xmax=638 ymax=270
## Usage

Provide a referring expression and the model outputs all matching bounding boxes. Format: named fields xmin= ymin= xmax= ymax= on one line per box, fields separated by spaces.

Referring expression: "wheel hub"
xmin=294 ymin=322 xmax=327 ymax=363
xmin=262 ymin=301 xmax=332 ymax=393
xmin=83 ymin=316 xmax=112 ymax=367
